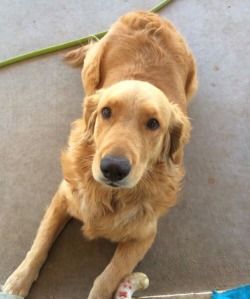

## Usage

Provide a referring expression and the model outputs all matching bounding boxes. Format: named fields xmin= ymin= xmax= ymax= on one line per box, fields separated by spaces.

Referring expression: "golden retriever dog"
xmin=3 ymin=11 xmax=197 ymax=299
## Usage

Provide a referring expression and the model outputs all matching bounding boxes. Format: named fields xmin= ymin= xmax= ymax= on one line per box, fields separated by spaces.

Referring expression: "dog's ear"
xmin=169 ymin=115 xmax=184 ymax=163
xmin=83 ymin=90 xmax=104 ymax=142
xmin=161 ymin=104 xmax=191 ymax=164
xmin=82 ymin=93 xmax=99 ymax=142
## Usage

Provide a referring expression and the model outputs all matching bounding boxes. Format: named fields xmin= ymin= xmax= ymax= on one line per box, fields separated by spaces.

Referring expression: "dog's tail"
xmin=63 ymin=45 xmax=91 ymax=67
xmin=64 ymin=35 xmax=100 ymax=67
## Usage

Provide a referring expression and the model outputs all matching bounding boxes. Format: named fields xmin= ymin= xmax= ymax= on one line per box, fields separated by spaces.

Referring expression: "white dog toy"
xmin=114 ymin=272 xmax=149 ymax=299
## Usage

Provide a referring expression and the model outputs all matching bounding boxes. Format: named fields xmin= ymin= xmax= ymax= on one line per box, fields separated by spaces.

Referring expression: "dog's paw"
xmin=3 ymin=264 xmax=38 ymax=297
xmin=87 ymin=292 xmax=111 ymax=299
xmin=87 ymin=281 xmax=112 ymax=299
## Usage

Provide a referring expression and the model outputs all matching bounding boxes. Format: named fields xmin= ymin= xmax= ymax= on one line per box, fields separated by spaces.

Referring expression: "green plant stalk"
xmin=0 ymin=0 xmax=173 ymax=68
xmin=150 ymin=0 xmax=173 ymax=13
xmin=0 ymin=31 xmax=107 ymax=68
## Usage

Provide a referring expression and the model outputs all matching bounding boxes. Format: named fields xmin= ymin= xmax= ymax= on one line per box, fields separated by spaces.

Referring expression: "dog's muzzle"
xmin=100 ymin=155 xmax=131 ymax=183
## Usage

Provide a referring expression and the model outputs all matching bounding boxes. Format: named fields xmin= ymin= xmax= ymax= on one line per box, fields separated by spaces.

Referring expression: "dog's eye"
xmin=102 ymin=107 xmax=112 ymax=119
xmin=147 ymin=118 xmax=160 ymax=130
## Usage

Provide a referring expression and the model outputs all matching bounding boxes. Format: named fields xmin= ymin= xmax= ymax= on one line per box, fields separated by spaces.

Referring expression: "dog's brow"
xmin=140 ymin=103 xmax=159 ymax=116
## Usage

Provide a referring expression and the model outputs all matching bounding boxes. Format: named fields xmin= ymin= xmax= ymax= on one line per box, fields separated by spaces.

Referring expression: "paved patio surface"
xmin=0 ymin=1 xmax=249 ymax=298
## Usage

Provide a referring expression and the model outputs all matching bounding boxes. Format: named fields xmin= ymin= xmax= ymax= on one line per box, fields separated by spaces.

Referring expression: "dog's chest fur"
xmin=67 ymin=185 xmax=155 ymax=242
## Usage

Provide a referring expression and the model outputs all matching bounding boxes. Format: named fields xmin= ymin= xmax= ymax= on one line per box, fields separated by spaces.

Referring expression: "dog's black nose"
xmin=100 ymin=156 xmax=131 ymax=182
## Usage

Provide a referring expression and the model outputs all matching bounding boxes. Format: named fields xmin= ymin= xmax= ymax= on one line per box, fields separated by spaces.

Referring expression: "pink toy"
xmin=114 ymin=272 xmax=149 ymax=299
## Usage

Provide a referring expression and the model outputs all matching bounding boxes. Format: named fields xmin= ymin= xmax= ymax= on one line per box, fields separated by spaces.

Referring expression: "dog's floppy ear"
xmin=83 ymin=90 xmax=104 ymax=142
xmin=82 ymin=93 xmax=99 ymax=142
xmin=169 ymin=120 xmax=183 ymax=162
xmin=161 ymin=104 xmax=191 ymax=164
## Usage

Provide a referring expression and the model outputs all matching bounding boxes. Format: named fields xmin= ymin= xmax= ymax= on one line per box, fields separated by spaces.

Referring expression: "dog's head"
xmin=83 ymin=80 xmax=190 ymax=188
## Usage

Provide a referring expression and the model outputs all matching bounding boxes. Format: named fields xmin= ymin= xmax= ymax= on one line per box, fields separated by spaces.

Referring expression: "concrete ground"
xmin=0 ymin=0 xmax=249 ymax=298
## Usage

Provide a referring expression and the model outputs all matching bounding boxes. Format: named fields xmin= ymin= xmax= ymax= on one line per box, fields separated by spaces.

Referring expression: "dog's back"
xmin=64 ymin=12 xmax=197 ymax=110
xmin=80 ymin=11 xmax=197 ymax=112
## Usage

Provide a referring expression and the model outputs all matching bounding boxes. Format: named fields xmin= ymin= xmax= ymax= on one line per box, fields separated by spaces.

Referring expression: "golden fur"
xmin=4 ymin=11 xmax=197 ymax=299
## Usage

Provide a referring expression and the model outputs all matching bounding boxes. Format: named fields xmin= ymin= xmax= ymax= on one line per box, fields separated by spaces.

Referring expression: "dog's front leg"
xmin=88 ymin=231 xmax=156 ymax=299
xmin=3 ymin=180 xmax=71 ymax=297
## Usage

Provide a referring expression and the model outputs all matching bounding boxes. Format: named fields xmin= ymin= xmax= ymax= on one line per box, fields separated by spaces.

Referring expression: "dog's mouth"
xmin=107 ymin=182 xmax=119 ymax=188
xmin=96 ymin=176 xmax=130 ymax=189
